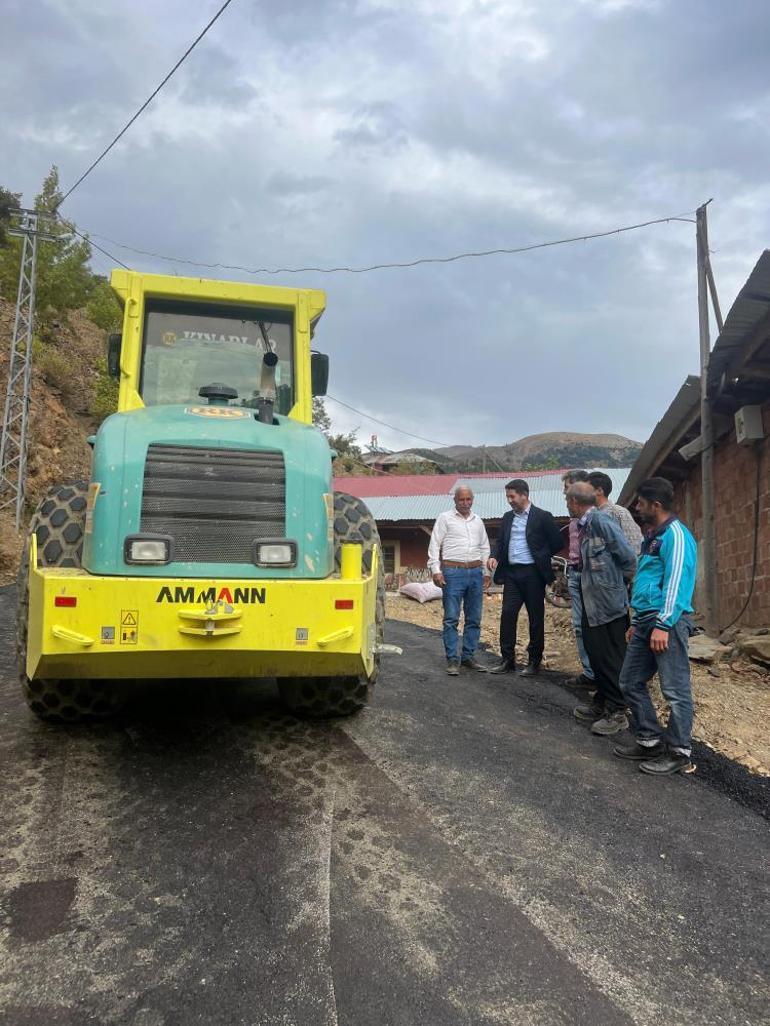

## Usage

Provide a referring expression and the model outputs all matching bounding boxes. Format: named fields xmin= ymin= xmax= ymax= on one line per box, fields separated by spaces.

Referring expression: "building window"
xmin=381 ymin=541 xmax=397 ymax=575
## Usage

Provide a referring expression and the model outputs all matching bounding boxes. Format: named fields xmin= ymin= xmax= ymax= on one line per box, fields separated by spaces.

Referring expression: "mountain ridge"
xmin=394 ymin=431 xmax=642 ymax=473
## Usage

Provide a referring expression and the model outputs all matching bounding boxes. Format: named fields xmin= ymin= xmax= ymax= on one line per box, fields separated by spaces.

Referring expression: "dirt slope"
xmin=0 ymin=298 xmax=101 ymax=581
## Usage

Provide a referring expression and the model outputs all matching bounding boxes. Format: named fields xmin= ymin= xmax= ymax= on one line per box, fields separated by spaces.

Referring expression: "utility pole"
xmin=696 ymin=202 xmax=720 ymax=635
xmin=0 ymin=209 xmax=56 ymax=527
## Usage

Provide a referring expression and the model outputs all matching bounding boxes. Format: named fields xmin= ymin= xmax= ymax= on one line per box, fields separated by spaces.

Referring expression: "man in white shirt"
xmin=428 ymin=486 xmax=491 ymax=675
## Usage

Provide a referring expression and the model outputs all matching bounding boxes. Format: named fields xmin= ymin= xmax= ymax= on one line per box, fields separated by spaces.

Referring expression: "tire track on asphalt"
xmin=339 ymin=621 xmax=770 ymax=1026
xmin=243 ymin=715 xmax=633 ymax=1026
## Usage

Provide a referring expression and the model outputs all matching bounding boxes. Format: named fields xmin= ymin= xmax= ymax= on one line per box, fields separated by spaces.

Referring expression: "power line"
xmin=327 ymin=394 xmax=457 ymax=448
xmin=67 ymin=221 xmax=131 ymax=271
xmin=328 ymin=394 xmax=513 ymax=474
xmin=81 ymin=209 xmax=696 ymax=276
xmin=57 ymin=0 xmax=237 ymax=210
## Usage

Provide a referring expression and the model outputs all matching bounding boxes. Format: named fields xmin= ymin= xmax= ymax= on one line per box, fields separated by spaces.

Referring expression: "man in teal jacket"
xmin=614 ymin=478 xmax=698 ymax=776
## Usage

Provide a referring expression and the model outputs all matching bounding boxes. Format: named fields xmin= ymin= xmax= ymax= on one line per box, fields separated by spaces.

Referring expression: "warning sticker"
xmin=295 ymin=627 xmax=309 ymax=646
xmin=101 ymin=626 xmax=115 ymax=645
xmin=120 ymin=609 xmax=139 ymax=645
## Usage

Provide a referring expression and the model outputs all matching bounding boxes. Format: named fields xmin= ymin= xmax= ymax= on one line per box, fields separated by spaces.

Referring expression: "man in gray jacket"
xmin=565 ymin=483 xmax=637 ymax=737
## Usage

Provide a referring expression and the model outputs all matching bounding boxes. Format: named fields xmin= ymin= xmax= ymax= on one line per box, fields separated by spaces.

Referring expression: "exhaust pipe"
xmin=257 ymin=351 xmax=279 ymax=424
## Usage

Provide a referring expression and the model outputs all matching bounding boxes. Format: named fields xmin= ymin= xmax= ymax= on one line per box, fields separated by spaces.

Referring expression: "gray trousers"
xmin=568 ymin=568 xmax=594 ymax=680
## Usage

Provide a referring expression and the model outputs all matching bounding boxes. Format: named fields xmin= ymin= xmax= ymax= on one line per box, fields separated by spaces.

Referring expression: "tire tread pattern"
xmin=17 ymin=480 xmax=124 ymax=722
xmin=277 ymin=492 xmax=385 ymax=719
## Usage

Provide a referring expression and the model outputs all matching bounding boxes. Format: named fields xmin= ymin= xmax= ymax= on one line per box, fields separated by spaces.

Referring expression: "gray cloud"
xmin=3 ymin=0 xmax=769 ymax=451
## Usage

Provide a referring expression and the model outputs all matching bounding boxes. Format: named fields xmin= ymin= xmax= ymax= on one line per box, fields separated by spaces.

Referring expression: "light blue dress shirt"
xmin=508 ymin=505 xmax=535 ymax=565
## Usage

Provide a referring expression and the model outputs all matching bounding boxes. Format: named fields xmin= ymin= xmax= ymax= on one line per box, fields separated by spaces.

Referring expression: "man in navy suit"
xmin=488 ymin=479 xmax=565 ymax=676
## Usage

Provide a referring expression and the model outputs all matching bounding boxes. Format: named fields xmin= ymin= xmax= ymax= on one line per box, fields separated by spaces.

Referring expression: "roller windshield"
xmin=140 ymin=300 xmax=294 ymax=413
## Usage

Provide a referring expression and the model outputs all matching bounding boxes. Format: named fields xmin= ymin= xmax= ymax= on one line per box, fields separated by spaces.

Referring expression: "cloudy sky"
xmin=3 ymin=0 xmax=769 ymax=450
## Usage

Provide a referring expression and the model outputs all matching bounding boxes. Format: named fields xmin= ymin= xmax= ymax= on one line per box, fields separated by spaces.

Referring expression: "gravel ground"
xmin=386 ymin=592 xmax=770 ymax=777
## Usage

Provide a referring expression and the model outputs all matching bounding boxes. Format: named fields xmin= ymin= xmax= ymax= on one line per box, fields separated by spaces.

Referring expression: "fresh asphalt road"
xmin=1 ymin=590 xmax=768 ymax=1026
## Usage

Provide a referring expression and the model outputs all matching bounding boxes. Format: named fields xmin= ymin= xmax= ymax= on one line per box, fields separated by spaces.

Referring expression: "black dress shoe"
xmin=613 ymin=739 xmax=664 ymax=761
xmin=639 ymin=751 xmax=695 ymax=775
xmin=489 ymin=660 xmax=516 ymax=674
xmin=518 ymin=661 xmax=541 ymax=677
xmin=565 ymin=674 xmax=593 ymax=689
xmin=573 ymin=703 xmax=603 ymax=723
xmin=461 ymin=657 xmax=489 ymax=672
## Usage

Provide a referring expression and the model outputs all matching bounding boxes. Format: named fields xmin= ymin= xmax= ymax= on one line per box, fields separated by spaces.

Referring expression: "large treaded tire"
xmin=17 ymin=481 xmax=124 ymax=722
xmin=277 ymin=492 xmax=385 ymax=719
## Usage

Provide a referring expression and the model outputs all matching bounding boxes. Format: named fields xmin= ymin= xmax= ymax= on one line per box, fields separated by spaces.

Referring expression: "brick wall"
xmin=672 ymin=399 xmax=770 ymax=628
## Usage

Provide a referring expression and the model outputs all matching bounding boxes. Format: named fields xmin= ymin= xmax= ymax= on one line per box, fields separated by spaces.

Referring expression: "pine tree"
xmin=0 ymin=187 xmax=20 ymax=247
xmin=0 ymin=167 xmax=93 ymax=324
xmin=312 ymin=396 xmax=332 ymax=434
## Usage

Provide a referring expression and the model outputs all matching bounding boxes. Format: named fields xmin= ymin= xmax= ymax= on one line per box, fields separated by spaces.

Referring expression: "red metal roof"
xmin=333 ymin=469 xmax=569 ymax=498
xmin=333 ymin=475 xmax=460 ymax=497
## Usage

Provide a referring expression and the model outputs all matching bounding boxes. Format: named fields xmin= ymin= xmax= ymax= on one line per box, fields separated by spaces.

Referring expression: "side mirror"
xmin=107 ymin=333 xmax=122 ymax=379
xmin=311 ymin=351 xmax=329 ymax=396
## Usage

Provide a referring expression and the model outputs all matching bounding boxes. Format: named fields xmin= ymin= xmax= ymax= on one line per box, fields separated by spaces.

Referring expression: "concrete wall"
xmin=673 ymin=398 xmax=770 ymax=628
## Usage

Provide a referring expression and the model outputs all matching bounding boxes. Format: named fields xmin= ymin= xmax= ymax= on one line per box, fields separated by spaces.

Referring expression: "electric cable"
xmin=327 ymin=394 xmax=462 ymax=449
xmin=81 ymin=209 xmax=696 ymax=276
xmin=67 ymin=222 xmax=131 ymax=270
xmin=56 ymin=0 xmax=237 ymax=210
xmin=327 ymin=395 xmax=519 ymax=475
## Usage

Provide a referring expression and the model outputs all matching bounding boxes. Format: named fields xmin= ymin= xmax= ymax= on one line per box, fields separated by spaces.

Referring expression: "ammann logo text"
xmin=156 ymin=586 xmax=266 ymax=605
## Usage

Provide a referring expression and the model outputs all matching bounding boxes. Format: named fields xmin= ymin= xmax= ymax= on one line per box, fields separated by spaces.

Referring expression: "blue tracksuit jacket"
xmin=631 ymin=517 xmax=697 ymax=631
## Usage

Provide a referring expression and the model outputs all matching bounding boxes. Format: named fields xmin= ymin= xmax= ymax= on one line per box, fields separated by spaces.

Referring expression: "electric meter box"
xmin=734 ymin=405 xmax=765 ymax=446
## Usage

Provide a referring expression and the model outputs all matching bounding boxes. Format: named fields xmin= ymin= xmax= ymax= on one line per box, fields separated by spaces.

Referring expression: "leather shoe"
xmin=639 ymin=751 xmax=695 ymax=775
xmin=590 ymin=710 xmax=628 ymax=736
xmin=565 ymin=674 xmax=593 ymax=689
xmin=518 ymin=662 xmax=541 ymax=677
xmin=613 ymin=739 xmax=664 ymax=761
xmin=461 ymin=657 xmax=488 ymax=672
xmin=489 ymin=660 xmax=516 ymax=674
xmin=573 ymin=703 xmax=603 ymax=723
xmin=446 ymin=660 xmax=460 ymax=676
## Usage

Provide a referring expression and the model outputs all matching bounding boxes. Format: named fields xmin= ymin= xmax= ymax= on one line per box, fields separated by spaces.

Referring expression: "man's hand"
xmin=487 ymin=557 xmax=498 ymax=572
xmin=432 ymin=572 xmax=446 ymax=588
xmin=482 ymin=574 xmax=491 ymax=592
xmin=649 ymin=628 xmax=669 ymax=653
xmin=626 ymin=625 xmax=635 ymax=644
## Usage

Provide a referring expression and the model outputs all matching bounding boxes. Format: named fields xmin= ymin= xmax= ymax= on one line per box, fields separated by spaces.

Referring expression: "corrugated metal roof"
xmin=617 ymin=378 xmax=700 ymax=506
xmin=351 ymin=468 xmax=632 ymax=521
xmin=333 ymin=474 xmax=471 ymax=497
xmin=708 ymin=250 xmax=770 ymax=393
xmin=334 ymin=468 xmax=626 ymax=500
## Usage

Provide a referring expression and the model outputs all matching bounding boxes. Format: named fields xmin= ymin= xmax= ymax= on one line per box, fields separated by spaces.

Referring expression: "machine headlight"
xmin=253 ymin=540 xmax=297 ymax=567
xmin=124 ymin=535 xmax=172 ymax=564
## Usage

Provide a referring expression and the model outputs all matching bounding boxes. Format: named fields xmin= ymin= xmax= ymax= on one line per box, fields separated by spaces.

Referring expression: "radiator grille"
xmin=140 ymin=444 xmax=285 ymax=562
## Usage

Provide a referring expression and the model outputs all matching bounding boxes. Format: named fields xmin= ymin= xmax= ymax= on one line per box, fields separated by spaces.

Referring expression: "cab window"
xmin=140 ymin=300 xmax=294 ymax=413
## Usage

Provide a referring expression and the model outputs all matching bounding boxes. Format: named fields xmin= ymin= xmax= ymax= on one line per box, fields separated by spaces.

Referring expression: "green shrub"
xmin=36 ymin=343 xmax=80 ymax=402
xmin=90 ymin=357 xmax=119 ymax=421
xmin=86 ymin=280 xmax=122 ymax=331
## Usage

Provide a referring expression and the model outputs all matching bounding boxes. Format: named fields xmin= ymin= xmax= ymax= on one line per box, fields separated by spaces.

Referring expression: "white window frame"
xmin=380 ymin=539 xmax=400 ymax=575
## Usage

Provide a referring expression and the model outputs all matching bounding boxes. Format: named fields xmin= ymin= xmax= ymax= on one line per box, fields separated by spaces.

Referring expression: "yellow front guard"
xmin=26 ymin=537 xmax=379 ymax=681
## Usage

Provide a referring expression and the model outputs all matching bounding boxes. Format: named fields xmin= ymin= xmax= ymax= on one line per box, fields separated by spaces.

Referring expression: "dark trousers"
xmin=500 ymin=564 xmax=545 ymax=665
xmin=580 ymin=596 xmax=627 ymax=713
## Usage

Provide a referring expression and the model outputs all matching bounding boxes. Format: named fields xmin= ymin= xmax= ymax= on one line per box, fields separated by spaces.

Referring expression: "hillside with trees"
xmin=0 ymin=168 xmax=121 ymax=578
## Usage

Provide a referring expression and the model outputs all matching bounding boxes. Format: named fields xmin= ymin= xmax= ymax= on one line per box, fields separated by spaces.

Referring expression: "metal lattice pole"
xmin=0 ymin=210 xmax=54 ymax=527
